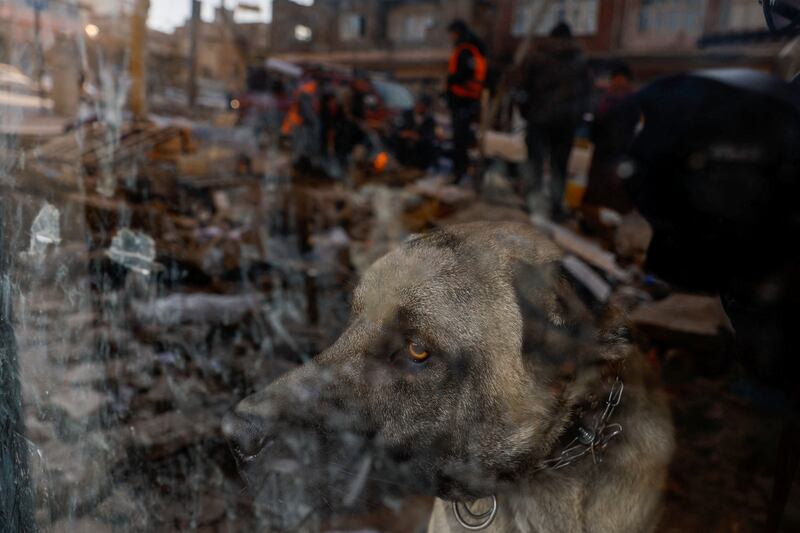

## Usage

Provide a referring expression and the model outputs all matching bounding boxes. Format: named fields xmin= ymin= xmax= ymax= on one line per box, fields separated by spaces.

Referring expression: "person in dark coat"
xmin=394 ymin=95 xmax=438 ymax=171
xmin=446 ymin=19 xmax=487 ymax=184
xmin=584 ymin=63 xmax=641 ymax=212
xmin=520 ymin=22 xmax=591 ymax=217
xmin=626 ymin=68 xmax=800 ymax=531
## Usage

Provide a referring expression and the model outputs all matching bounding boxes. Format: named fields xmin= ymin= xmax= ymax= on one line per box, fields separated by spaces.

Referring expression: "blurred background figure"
xmin=350 ymin=69 xmax=373 ymax=123
xmin=446 ymin=19 xmax=487 ymax=186
xmin=319 ymin=85 xmax=345 ymax=178
xmin=626 ymin=68 xmax=800 ymax=531
xmin=235 ymin=65 xmax=293 ymax=148
xmin=583 ymin=62 xmax=640 ymax=214
xmin=281 ymin=69 xmax=322 ymax=169
xmin=518 ymin=22 xmax=590 ymax=218
xmin=393 ymin=94 xmax=438 ymax=171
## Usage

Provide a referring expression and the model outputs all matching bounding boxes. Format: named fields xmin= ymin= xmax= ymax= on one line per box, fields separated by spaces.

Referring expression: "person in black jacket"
xmin=446 ymin=19 xmax=487 ymax=185
xmin=627 ymin=69 xmax=800 ymax=531
xmin=394 ymin=95 xmax=438 ymax=171
xmin=584 ymin=63 xmax=640 ymax=213
xmin=519 ymin=22 xmax=590 ymax=217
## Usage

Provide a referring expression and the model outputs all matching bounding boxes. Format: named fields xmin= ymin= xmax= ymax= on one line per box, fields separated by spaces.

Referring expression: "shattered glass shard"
xmin=28 ymin=203 xmax=61 ymax=255
xmin=106 ymin=228 xmax=162 ymax=276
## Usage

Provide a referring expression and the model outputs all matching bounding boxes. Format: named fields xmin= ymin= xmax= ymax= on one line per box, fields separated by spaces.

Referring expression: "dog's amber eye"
xmin=408 ymin=341 xmax=429 ymax=362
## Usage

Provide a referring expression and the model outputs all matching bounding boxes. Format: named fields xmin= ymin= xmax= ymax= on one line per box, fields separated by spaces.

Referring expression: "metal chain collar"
xmin=534 ymin=377 xmax=624 ymax=472
xmin=451 ymin=378 xmax=624 ymax=530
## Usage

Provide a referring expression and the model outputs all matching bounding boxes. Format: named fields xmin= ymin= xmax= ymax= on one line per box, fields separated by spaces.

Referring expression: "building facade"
xmin=616 ymin=0 xmax=783 ymax=76
xmin=269 ymin=0 xmax=787 ymax=83
xmin=165 ymin=6 xmax=269 ymax=91
xmin=270 ymin=0 xmax=484 ymax=82
xmin=489 ymin=0 xmax=620 ymax=59
xmin=0 ymin=0 xmax=84 ymax=71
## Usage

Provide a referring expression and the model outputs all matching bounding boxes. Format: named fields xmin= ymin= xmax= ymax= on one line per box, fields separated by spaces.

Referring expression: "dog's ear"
xmin=510 ymin=258 xmax=630 ymax=370
xmin=511 ymin=258 xmax=584 ymax=367
xmin=592 ymin=304 xmax=634 ymax=363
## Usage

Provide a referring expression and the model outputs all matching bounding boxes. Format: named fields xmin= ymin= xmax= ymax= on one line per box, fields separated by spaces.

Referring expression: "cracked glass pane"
xmin=1 ymin=1 xmax=799 ymax=532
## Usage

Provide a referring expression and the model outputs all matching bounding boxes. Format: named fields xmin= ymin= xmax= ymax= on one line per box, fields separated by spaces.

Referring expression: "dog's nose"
xmin=222 ymin=411 xmax=272 ymax=458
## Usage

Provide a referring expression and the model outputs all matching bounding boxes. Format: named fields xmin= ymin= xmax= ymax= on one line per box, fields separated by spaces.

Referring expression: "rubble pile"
xmin=10 ymin=123 xmax=487 ymax=532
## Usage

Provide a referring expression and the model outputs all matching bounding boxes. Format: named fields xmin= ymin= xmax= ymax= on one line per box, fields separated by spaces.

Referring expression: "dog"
xmin=223 ymin=221 xmax=674 ymax=532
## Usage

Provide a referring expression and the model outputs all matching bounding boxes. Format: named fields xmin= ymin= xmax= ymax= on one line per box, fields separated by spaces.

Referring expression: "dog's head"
xmin=223 ymin=222 xmax=627 ymax=519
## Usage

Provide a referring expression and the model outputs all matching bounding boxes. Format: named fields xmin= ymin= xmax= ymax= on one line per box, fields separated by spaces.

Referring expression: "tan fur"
xmin=428 ymin=352 xmax=674 ymax=533
xmin=226 ymin=222 xmax=674 ymax=533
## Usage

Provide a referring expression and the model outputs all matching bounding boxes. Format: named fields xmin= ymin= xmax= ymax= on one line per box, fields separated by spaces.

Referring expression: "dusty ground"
xmin=661 ymin=373 xmax=800 ymax=532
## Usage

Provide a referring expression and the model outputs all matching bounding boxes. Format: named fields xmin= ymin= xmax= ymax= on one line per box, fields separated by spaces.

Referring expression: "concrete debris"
xmin=93 ymin=487 xmax=148 ymax=530
xmin=614 ymin=211 xmax=653 ymax=265
xmin=598 ymin=207 xmax=624 ymax=228
xmin=63 ymin=363 xmax=106 ymax=386
xmin=131 ymin=293 xmax=266 ymax=326
xmin=410 ymin=175 xmax=475 ymax=205
xmin=562 ymin=254 xmax=612 ymax=303
xmin=33 ymin=433 xmax=113 ymax=521
xmin=50 ymin=517 xmax=112 ymax=533
xmin=630 ymin=293 xmax=735 ymax=348
xmin=438 ymin=201 xmax=530 ymax=226
xmin=532 ymin=214 xmax=630 ymax=281
xmin=50 ymin=387 xmax=107 ymax=421
xmin=127 ymin=411 xmax=219 ymax=461
xmin=25 ymin=415 xmax=57 ymax=444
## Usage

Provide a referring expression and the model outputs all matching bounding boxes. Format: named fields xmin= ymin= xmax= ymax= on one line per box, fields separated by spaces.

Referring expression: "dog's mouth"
xmin=227 ymin=416 xmax=510 ymax=515
xmin=229 ymin=424 xmax=384 ymax=528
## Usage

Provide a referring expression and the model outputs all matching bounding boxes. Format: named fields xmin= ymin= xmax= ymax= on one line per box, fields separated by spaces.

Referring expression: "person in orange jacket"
xmin=446 ymin=19 xmax=487 ymax=185
xmin=282 ymin=72 xmax=322 ymax=166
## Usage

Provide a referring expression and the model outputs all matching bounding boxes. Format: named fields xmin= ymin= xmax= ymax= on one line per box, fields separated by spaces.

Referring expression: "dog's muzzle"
xmin=221 ymin=411 xmax=273 ymax=459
